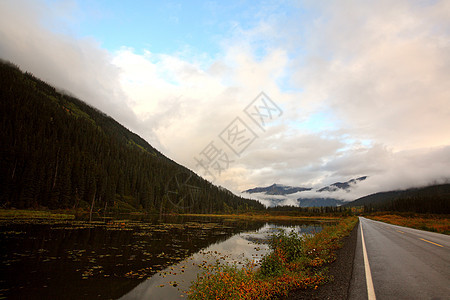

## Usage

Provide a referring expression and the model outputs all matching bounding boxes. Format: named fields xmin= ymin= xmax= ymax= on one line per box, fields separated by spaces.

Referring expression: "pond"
xmin=0 ymin=215 xmax=323 ymax=299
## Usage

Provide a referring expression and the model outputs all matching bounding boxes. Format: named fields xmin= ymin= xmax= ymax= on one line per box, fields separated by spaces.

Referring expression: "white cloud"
xmin=111 ymin=40 xmax=293 ymax=169
xmin=292 ymin=0 xmax=450 ymax=151
xmin=1 ymin=0 xmax=449 ymax=205
xmin=0 ymin=0 xmax=138 ymax=130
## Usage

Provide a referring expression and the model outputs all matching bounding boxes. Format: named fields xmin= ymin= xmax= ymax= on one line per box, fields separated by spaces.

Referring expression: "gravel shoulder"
xmin=287 ymin=220 xmax=359 ymax=300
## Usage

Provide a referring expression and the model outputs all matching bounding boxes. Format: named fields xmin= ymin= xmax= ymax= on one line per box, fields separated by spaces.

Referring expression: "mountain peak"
xmin=317 ymin=176 xmax=368 ymax=192
xmin=242 ymin=184 xmax=311 ymax=195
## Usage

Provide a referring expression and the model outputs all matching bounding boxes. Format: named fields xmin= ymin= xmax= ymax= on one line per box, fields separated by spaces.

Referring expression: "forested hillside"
xmin=345 ymin=184 xmax=450 ymax=214
xmin=0 ymin=61 xmax=264 ymax=213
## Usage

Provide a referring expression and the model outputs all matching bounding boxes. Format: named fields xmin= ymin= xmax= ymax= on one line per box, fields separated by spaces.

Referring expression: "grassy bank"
xmin=0 ymin=209 xmax=345 ymax=222
xmin=188 ymin=217 xmax=358 ymax=299
xmin=367 ymin=213 xmax=450 ymax=234
xmin=0 ymin=209 xmax=75 ymax=220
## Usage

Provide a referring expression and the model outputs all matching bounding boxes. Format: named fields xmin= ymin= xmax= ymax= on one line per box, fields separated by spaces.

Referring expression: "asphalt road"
xmin=349 ymin=217 xmax=450 ymax=300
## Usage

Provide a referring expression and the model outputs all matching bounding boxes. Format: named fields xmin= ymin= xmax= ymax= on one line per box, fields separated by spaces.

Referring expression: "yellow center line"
xmin=396 ymin=230 xmax=405 ymax=234
xmin=419 ymin=238 xmax=444 ymax=248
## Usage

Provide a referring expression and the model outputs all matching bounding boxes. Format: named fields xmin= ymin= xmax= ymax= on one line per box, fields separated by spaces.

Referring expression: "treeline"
xmin=0 ymin=61 xmax=264 ymax=214
xmin=267 ymin=205 xmax=352 ymax=216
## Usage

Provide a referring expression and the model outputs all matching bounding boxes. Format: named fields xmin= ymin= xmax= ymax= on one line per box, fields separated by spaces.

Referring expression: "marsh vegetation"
xmin=0 ymin=213 xmax=324 ymax=299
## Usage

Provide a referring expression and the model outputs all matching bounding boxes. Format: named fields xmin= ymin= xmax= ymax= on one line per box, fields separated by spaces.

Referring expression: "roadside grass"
xmin=367 ymin=213 xmax=449 ymax=235
xmin=188 ymin=217 xmax=358 ymax=299
xmin=0 ymin=209 xmax=75 ymax=220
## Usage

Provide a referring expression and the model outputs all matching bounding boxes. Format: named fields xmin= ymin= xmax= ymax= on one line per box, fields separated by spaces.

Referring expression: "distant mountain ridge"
xmin=317 ymin=176 xmax=368 ymax=192
xmin=244 ymin=177 xmax=368 ymax=196
xmin=344 ymin=184 xmax=450 ymax=214
xmin=242 ymin=184 xmax=311 ymax=195
xmin=243 ymin=176 xmax=367 ymax=207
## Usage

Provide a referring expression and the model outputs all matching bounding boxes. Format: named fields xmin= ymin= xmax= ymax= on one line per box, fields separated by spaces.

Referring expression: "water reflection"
xmin=0 ymin=216 xmax=263 ymax=299
xmin=0 ymin=217 xmax=321 ymax=299
xmin=121 ymin=223 xmax=322 ymax=300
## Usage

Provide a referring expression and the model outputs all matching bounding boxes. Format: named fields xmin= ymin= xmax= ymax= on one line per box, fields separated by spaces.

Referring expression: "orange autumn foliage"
xmin=189 ymin=217 xmax=357 ymax=299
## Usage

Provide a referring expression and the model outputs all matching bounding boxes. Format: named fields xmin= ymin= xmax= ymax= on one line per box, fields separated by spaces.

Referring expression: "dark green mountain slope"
xmin=0 ymin=60 xmax=264 ymax=213
xmin=345 ymin=184 xmax=450 ymax=214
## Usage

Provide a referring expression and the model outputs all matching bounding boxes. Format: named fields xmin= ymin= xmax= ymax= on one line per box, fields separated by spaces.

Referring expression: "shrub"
xmin=188 ymin=217 xmax=358 ymax=299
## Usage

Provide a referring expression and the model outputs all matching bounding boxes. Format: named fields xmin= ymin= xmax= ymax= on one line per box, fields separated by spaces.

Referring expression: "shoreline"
xmin=0 ymin=208 xmax=343 ymax=221
xmin=180 ymin=213 xmax=342 ymax=221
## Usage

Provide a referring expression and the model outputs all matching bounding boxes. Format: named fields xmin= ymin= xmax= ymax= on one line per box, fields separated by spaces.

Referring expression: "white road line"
xmin=361 ymin=220 xmax=376 ymax=300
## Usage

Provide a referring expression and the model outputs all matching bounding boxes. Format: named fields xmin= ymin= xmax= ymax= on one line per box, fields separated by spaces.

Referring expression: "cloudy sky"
xmin=1 ymin=0 xmax=449 ymax=203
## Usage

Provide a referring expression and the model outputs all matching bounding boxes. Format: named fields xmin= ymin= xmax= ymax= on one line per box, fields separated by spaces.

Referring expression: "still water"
xmin=0 ymin=215 xmax=322 ymax=299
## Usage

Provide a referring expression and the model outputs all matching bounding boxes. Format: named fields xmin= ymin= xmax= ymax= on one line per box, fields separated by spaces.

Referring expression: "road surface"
xmin=349 ymin=217 xmax=450 ymax=300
